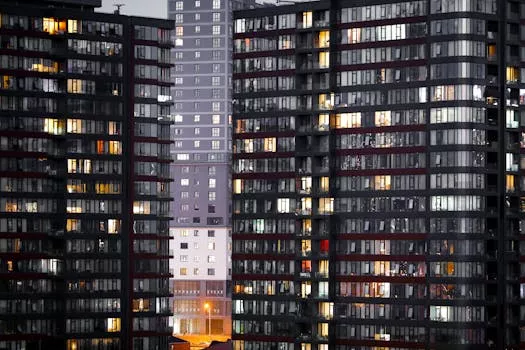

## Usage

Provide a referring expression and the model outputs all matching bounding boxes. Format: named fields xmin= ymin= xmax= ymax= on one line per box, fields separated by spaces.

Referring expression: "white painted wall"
xmin=169 ymin=226 xmax=231 ymax=280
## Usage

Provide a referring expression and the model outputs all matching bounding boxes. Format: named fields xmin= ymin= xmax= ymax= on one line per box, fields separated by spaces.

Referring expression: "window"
xmin=212 ymin=115 xmax=221 ymax=124
xmin=175 ymin=1 xmax=183 ymax=10
xmin=193 ymin=268 xmax=199 ymax=275
xmin=212 ymin=25 xmax=221 ymax=35
xmin=194 ymin=230 xmax=199 ymax=236
xmin=213 ymin=13 xmax=221 ymax=22
xmin=180 ymin=243 xmax=188 ymax=249
xmin=195 ymin=26 xmax=200 ymax=33
xmin=180 ymin=255 xmax=188 ymax=262
xmin=181 ymin=179 xmax=189 ymax=186
xmin=180 ymin=268 xmax=187 ymax=275
xmin=208 ymin=230 xmax=215 ymax=237
xmin=208 ymin=255 xmax=216 ymax=263
xmin=194 ymin=128 xmax=200 ymax=135
xmin=209 ymin=166 xmax=216 ymax=175
xmin=209 ymin=179 xmax=216 ymax=188
xmin=212 ymin=0 xmax=221 ymax=9
xmin=194 ymin=115 xmax=200 ymax=122
xmin=212 ymin=76 xmax=221 ymax=86
xmin=194 ymin=141 xmax=200 ymax=148
xmin=209 ymin=192 xmax=216 ymax=201
xmin=208 ymin=205 xmax=216 ymax=213
xmin=180 ymin=229 xmax=189 ymax=237
xmin=212 ymin=140 xmax=220 ymax=150
xmin=175 ymin=26 xmax=183 ymax=36
xmin=212 ymin=102 xmax=221 ymax=111
xmin=195 ymin=51 xmax=200 ymax=59
xmin=195 ymin=13 xmax=200 ymax=20
xmin=195 ymin=0 xmax=200 ymax=7
xmin=208 ymin=268 xmax=215 ymax=275
xmin=107 ymin=318 xmax=121 ymax=332
xmin=181 ymin=204 xmax=189 ymax=211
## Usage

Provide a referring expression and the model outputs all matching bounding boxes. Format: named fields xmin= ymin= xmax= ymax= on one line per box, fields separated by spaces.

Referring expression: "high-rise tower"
xmin=167 ymin=0 xmax=256 ymax=337
xmin=0 ymin=1 xmax=174 ymax=348
xmin=232 ymin=0 xmax=522 ymax=349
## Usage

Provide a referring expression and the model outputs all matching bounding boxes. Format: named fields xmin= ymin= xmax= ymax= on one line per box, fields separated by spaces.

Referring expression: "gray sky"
xmin=98 ymin=0 xmax=167 ymax=19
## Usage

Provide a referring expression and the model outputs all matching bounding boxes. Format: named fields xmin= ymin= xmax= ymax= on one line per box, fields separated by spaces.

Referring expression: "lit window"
xmin=133 ymin=201 xmax=151 ymax=214
xmin=44 ymin=118 xmax=65 ymax=135
xmin=212 ymin=140 xmax=220 ymax=150
xmin=109 ymin=141 xmax=121 ymax=155
xmin=108 ymin=219 xmax=120 ymax=234
xmin=212 ymin=115 xmax=221 ymax=124
xmin=319 ymin=51 xmax=330 ymax=69
xmin=181 ymin=179 xmax=189 ymax=186
xmin=108 ymin=121 xmax=120 ymax=135
xmin=212 ymin=25 xmax=221 ymax=35
xmin=180 ymin=268 xmax=187 ymax=275
xmin=43 ymin=17 xmax=66 ymax=35
xmin=264 ymin=138 xmax=276 ymax=152
xmin=212 ymin=0 xmax=221 ymax=9
xmin=233 ymin=179 xmax=242 ymax=194
xmin=336 ymin=113 xmax=361 ymax=128
xmin=301 ymin=12 xmax=312 ymax=28
xmin=277 ymin=198 xmax=291 ymax=213
xmin=209 ymin=179 xmax=216 ymax=188
xmin=67 ymin=19 xmax=78 ymax=33
xmin=107 ymin=318 xmax=121 ymax=332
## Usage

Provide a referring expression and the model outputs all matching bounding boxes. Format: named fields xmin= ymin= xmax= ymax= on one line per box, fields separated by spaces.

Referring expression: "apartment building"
xmin=232 ymin=0 xmax=524 ymax=349
xmin=0 ymin=0 xmax=174 ymax=349
xmin=167 ymin=0 xmax=256 ymax=337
